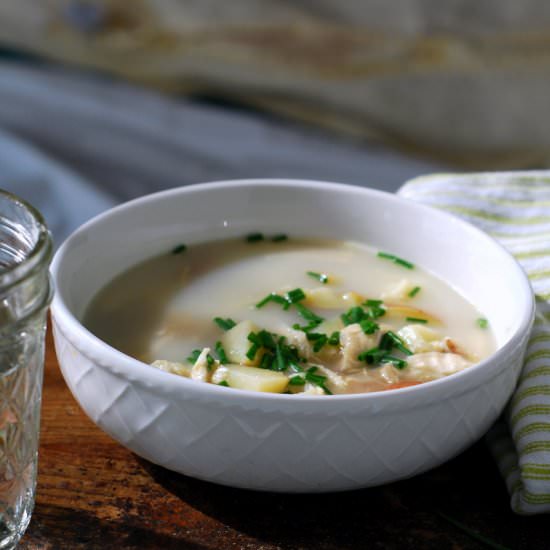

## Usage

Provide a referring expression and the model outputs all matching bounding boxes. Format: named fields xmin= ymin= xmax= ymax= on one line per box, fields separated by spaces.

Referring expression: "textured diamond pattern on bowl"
xmin=53 ymin=318 xmax=526 ymax=492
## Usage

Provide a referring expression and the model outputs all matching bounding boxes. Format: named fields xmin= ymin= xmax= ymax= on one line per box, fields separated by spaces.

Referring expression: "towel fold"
xmin=399 ymin=171 xmax=550 ymax=515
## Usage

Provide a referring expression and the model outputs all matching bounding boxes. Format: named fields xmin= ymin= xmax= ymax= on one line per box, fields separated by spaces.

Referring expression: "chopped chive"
xmin=342 ymin=303 xmax=385 ymax=325
xmin=307 ymin=271 xmax=329 ymax=284
xmin=358 ymin=348 xmax=408 ymax=369
xmin=218 ymin=380 xmax=230 ymax=387
xmin=274 ymin=341 xmax=287 ymax=371
xmin=358 ymin=347 xmax=385 ymax=364
xmin=313 ymin=336 xmax=328 ymax=352
xmin=272 ymin=234 xmax=288 ymax=242
xmin=328 ymin=331 xmax=340 ymax=346
xmin=406 ymin=316 xmax=428 ymax=324
xmin=305 ymin=333 xmax=328 ymax=352
xmin=306 ymin=372 xmax=327 ymax=386
xmin=305 ymin=367 xmax=325 ymax=385
xmin=260 ymin=337 xmax=303 ymax=373
xmin=255 ymin=289 xmax=323 ymax=326
xmin=359 ymin=319 xmax=379 ymax=334
xmin=378 ymin=333 xmax=393 ymax=351
xmin=307 ymin=332 xmax=329 ymax=341
xmin=186 ymin=349 xmax=202 ymax=364
xmin=215 ymin=341 xmax=228 ymax=363
xmin=477 ymin=318 xmax=489 ymax=329
xmin=255 ymin=293 xmax=287 ymax=309
xmin=246 ymin=333 xmax=261 ymax=361
xmin=288 ymin=362 xmax=304 ymax=373
xmin=246 ymin=232 xmax=264 ymax=243
xmin=292 ymin=321 xmax=321 ymax=332
xmin=246 ymin=343 xmax=260 ymax=361
xmin=408 ymin=286 xmax=421 ymax=298
xmin=213 ymin=317 xmax=236 ymax=331
xmin=379 ymin=355 xmax=407 ymax=369
xmin=303 ymin=367 xmax=333 ymax=394
xmin=259 ymin=353 xmax=274 ymax=370
xmin=295 ymin=303 xmax=323 ymax=324
xmin=341 ymin=306 xmax=365 ymax=326
xmin=255 ymin=294 xmax=272 ymax=308
xmin=371 ymin=310 xmax=385 ymax=320
xmin=286 ymin=288 xmax=306 ymax=304
xmin=257 ymin=330 xmax=276 ymax=350
xmin=171 ymin=243 xmax=187 ymax=254
xmin=377 ymin=251 xmax=414 ymax=269
xmin=287 ymin=360 xmax=303 ymax=372
xmin=385 ymin=331 xmax=413 ymax=356
xmin=367 ymin=304 xmax=386 ymax=319
xmin=289 ymin=375 xmax=306 ymax=386
xmin=395 ymin=258 xmax=414 ymax=269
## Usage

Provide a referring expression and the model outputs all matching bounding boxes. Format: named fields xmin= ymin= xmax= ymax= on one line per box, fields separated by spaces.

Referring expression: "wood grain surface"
xmin=19 ymin=327 xmax=547 ymax=549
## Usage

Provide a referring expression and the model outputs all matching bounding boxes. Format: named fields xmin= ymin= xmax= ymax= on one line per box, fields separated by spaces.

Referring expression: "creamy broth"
xmin=84 ymin=237 xmax=495 ymax=395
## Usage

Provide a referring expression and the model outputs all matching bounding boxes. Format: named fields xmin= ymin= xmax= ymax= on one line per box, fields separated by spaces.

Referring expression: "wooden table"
xmin=20 ymin=329 xmax=547 ymax=550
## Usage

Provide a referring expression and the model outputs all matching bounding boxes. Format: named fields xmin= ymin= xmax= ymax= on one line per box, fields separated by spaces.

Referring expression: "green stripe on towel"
xmin=399 ymin=171 xmax=550 ymax=515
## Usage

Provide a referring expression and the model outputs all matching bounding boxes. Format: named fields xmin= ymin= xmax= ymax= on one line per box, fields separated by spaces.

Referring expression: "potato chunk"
xmin=221 ymin=320 xmax=262 ymax=366
xmin=223 ymin=365 xmax=288 ymax=393
xmin=304 ymin=287 xmax=364 ymax=309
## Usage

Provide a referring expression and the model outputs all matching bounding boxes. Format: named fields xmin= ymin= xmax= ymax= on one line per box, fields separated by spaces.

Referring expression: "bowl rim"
xmin=50 ymin=178 xmax=536 ymax=406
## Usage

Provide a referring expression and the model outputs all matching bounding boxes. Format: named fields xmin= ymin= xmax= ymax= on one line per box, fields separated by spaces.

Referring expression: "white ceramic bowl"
xmin=51 ymin=179 xmax=534 ymax=492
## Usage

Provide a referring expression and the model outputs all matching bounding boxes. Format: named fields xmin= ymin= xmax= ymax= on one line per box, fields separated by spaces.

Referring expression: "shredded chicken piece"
xmin=379 ymin=364 xmax=400 ymax=384
xmin=150 ymin=360 xmax=191 ymax=377
xmin=211 ymin=364 xmax=229 ymax=384
xmin=300 ymin=383 xmax=327 ymax=396
xmin=339 ymin=323 xmax=376 ymax=372
xmin=398 ymin=328 xmax=473 ymax=359
xmin=341 ymin=370 xmax=386 ymax=393
xmin=401 ymin=352 xmax=471 ymax=381
xmin=190 ymin=347 xmax=215 ymax=383
xmin=313 ymin=364 xmax=348 ymax=393
xmin=283 ymin=327 xmax=313 ymax=360
xmin=397 ymin=324 xmax=443 ymax=354
xmin=312 ymin=343 xmax=340 ymax=365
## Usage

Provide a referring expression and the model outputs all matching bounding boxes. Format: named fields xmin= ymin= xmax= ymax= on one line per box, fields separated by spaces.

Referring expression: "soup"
xmin=84 ymin=236 xmax=495 ymax=395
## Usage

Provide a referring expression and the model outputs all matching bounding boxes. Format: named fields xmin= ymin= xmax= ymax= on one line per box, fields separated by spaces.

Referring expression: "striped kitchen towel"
xmin=399 ymin=170 xmax=550 ymax=515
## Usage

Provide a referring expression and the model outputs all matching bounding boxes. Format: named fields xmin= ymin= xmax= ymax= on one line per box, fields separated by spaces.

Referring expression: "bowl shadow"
xmin=136 ymin=441 xmax=512 ymax=550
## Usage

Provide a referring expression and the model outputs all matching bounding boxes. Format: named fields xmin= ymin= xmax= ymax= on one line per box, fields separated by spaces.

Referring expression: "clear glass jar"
xmin=0 ymin=190 xmax=52 ymax=549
